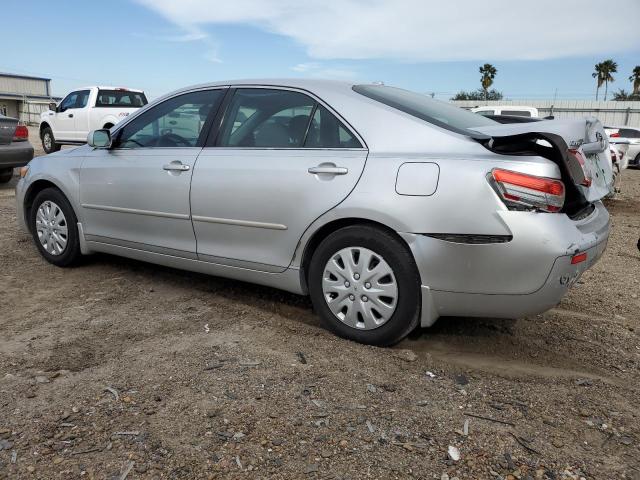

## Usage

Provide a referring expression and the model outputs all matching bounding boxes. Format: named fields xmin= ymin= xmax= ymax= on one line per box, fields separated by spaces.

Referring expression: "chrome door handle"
xmin=308 ymin=166 xmax=348 ymax=175
xmin=163 ymin=162 xmax=190 ymax=171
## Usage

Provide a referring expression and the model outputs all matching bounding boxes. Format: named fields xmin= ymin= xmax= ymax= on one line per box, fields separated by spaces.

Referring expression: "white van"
xmin=471 ymin=106 xmax=539 ymax=118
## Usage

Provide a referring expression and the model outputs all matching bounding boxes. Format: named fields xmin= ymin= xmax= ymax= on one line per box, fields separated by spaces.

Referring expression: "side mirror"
xmin=87 ymin=129 xmax=112 ymax=149
xmin=48 ymin=102 xmax=57 ymax=112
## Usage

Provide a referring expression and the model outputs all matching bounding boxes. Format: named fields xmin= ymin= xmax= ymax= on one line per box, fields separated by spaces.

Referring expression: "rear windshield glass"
xmin=352 ymin=85 xmax=496 ymax=137
xmin=501 ymin=110 xmax=531 ymax=117
xmin=96 ymin=90 xmax=148 ymax=108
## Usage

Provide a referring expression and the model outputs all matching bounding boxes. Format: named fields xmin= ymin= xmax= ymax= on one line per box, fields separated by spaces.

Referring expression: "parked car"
xmin=39 ymin=86 xmax=148 ymax=154
xmin=16 ymin=80 xmax=612 ymax=345
xmin=604 ymin=126 xmax=640 ymax=168
xmin=0 ymin=115 xmax=34 ymax=183
xmin=471 ymin=106 xmax=539 ymax=118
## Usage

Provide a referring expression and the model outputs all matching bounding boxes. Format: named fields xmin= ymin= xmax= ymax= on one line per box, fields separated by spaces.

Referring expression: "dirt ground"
xmin=1 ymin=137 xmax=639 ymax=479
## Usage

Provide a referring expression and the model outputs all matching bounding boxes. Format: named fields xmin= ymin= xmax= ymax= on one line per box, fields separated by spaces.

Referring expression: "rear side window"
xmin=501 ymin=110 xmax=531 ymax=117
xmin=96 ymin=90 xmax=148 ymax=108
xmin=305 ymin=105 xmax=361 ymax=148
xmin=353 ymin=84 xmax=496 ymax=137
xmin=217 ymin=88 xmax=361 ymax=148
xmin=475 ymin=110 xmax=496 ymax=116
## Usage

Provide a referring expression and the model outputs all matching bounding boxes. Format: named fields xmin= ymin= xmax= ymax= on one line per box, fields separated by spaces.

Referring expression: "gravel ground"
xmin=0 ymin=144 xmax=639 ymax=479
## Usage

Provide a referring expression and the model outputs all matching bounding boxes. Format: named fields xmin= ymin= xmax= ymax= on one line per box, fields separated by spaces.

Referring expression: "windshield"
xmin=352 ymin=84 xmax=497 ymax=137
xmin=96 ymin=90 xmax=148 ymax=108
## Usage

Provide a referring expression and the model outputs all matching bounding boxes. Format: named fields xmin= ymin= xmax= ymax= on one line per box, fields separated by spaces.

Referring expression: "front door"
xmin=54 ymin=90 xmax=90 ymax=141
xmin=79 ymin=88 xmax=226 ymax=257
xmin=191 ymin=87 xmax=368 ymax=272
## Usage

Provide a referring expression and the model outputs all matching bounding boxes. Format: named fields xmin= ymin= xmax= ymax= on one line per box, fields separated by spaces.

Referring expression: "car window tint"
xmin=116 ymin=89 xmax=224 ymax=148
xmin=96 ymin=90 xmax=148 ymax=108
xmin=620 ymin=128 xmax=640 ymax=138
xmin=305 ymin=105 xmax=362 ymax=148
xmin=501 ymin=110 xmax=531 ymax=117
xmin=218 ymin=89 xmax=315 ymax=148
xmin=475 ymin=110 xmax=495 ymax=116
xmin=354 ymin=85 xmax=497 ymax=138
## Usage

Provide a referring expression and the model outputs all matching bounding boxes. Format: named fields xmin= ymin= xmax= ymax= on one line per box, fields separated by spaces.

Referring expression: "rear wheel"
xmin=41 ymin=126 xmax=61 ymax=154
xmin=308 ymin=225 xmax=421 ymax=346
xmin=0 ymin=168 xmax=13 ymax=183
xmin=29 ymin=188 xmax=81 ymax=267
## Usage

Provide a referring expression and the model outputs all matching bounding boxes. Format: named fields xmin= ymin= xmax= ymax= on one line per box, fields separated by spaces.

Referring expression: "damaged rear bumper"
xmin=400 ymin=201 xmax=610 ymax=326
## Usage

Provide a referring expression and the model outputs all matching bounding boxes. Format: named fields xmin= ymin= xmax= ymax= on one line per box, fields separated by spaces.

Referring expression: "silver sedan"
xmin=16 ymin=80 xmax=612 ymax=345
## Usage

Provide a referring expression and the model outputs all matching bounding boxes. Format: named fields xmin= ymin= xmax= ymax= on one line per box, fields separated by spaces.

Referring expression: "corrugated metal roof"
xmin=0 ymin=72 xmax=51 ymax=82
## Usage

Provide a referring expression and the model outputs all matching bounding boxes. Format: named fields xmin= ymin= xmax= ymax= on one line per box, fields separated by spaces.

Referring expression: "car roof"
xmin=72 ymin=86 xmax=146 ymax=93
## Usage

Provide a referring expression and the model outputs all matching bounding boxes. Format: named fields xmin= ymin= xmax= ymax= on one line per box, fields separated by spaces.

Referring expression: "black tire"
xmin=29 ymin=187 xmax=81 ymax=267
xmin=635 ymin=153 xmax=640 ymax=168
xmin=308 ymin=225 xmax=421 ymax=346
xmin=41 ymin=126 xmax=61 ymax=154
xmin=0 ymin=168 xmax=13 ymax=183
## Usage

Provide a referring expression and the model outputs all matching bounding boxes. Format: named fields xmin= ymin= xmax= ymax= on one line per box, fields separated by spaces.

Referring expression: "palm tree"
xmin=479 ymin=64 xmax=497 ymax=101
xmin=593 ymin=63 xmax=605 ymax=100
xmin=601 ymin=59 xmax=617 ymax=100
xmin=629 ymin=66 xmax=640 ymax=95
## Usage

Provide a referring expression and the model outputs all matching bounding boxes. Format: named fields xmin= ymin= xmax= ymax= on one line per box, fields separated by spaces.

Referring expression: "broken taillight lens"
xmin=568 ymin=149 xmax=592 ymax=187
xmin=491 ymin=169 xmax=565 ymax=213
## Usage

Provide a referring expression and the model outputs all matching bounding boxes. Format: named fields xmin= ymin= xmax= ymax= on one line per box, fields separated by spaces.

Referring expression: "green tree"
xmin=629 ymin=66 xmax=640 ymax=95
xmin=479 ymin=64 xmax=497 ymax=101
xmin=593 ymin=59 xmax=617 ymax=100
xmin=452 ymin=89 xmax=503 ymax=101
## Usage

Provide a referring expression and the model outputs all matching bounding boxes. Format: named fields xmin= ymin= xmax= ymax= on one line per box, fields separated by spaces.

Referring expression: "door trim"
xmin=192 ymin=215 xmax=287 ymax=230
xmin=81 ymin=203 xmax=191 ymax=220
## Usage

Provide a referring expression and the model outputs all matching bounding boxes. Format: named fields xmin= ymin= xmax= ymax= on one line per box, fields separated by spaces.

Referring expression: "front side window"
xmin=116 ymin=89 xmax=224 ymax=148
xmin=59 ymin=90 xmax=90 ymax=111
xmin=353 ymin=84 xmax=497 ymax=137
xmin=96 ymin=90 xmax=148 ymax=108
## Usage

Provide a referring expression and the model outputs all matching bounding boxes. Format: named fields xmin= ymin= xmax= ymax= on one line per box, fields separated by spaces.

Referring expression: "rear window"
xmin=353 ymin=85 xmax=496 ymax=137
xmin=96 ymin=90 xmax=148 ymax=108
xmin=501 ymin=110 xmax=531 ymax=117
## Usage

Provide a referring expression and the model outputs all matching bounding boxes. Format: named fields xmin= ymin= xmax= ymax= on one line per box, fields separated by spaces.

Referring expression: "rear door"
xmin=0 ymin=115 xmax=17 ymax=145
xmin=190 ymin=87 xmax=368 ymax=272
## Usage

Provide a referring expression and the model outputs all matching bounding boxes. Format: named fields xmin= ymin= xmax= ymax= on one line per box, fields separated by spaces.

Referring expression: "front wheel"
xmin=308 ymin=225 xmax=421 ymax=346
xmin=41 ymin=127 xmax=61 ymax=154
xmin=29 ymin=188 xmax=81 ymax=267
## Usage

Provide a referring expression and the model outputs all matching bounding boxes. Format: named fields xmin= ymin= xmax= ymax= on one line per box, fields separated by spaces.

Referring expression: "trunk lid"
xmin=473 ymin=117 xmax=613 ymax=203
xmin=0 ymin=115 xmax=18 ymax=145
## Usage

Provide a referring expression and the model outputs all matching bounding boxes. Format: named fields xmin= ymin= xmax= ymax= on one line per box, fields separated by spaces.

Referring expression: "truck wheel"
xmin=42 ymin=127 xmax=61 ymax=154
xmin=0 ymin=168 xmax=13 ymax=183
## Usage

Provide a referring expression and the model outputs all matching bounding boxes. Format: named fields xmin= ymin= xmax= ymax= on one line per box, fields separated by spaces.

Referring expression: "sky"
xmin=2 ymin=0 xmax=639 ymax=101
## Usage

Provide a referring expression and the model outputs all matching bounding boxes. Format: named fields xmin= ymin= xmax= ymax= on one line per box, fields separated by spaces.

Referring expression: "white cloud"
xmin=135 ymin=0 xmax=639 ymax=61
xmin=291 ymin=62 xmax=357 ymax=80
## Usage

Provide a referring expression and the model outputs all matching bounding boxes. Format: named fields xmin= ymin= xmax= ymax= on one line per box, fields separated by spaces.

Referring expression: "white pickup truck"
xmin=39 ymin=86 xmax=148 ymax=153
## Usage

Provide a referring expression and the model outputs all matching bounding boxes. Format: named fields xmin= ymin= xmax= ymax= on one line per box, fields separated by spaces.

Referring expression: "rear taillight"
xmin=610 ymin=132 xmax=620 ymax=138
xmin=610 ymin=149 xmax=618 ymax=163
xmin=491 ymin=169 xmax=565 ymax=213
xmin=12 ymin=125 xmax=28 ymax=142
xmin=568 ymin=149 xmax=592 ymax=187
